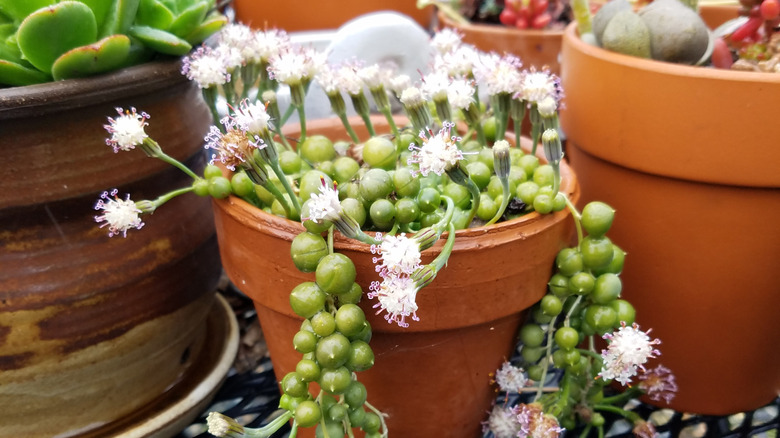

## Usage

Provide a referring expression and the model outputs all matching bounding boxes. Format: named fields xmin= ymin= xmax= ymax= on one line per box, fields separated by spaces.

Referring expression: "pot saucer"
xmin=78 ymin=293 xmax=239 ymax=438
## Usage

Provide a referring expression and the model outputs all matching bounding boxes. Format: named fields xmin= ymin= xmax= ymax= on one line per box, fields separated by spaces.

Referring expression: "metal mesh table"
xmin=176 ymin=285 xmax=780 ymax=438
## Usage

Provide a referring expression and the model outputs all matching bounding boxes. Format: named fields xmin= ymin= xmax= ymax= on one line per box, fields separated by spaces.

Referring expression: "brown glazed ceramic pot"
xmin=0 ymin=59 xmax=221 ymax=437
xmin=560 ymin=11 xmax=780 ymax=415
xmin=212 ymin=115 xmax=580 ymax=437
xmin=437 ymin=11 xmax=564 ymax=76
xmin=232 ymin=0 xmax=434 ymax=32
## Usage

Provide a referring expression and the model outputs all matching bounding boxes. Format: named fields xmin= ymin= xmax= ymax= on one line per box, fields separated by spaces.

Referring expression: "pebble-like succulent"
xmin=0 ymin=0 xmax=227 ymax=87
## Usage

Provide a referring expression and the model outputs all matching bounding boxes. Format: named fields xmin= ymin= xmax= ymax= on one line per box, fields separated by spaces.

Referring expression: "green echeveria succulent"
xmin=0 ymin=0 xmax=227 ymax=86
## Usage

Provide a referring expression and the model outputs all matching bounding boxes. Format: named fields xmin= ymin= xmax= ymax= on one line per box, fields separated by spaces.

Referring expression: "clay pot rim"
xmin=562 ymin=21 xmax=780 ymax=84
xmin=438 ymin=10 xmax=564 ymax=38
xmin=0 ymin=57 xmax=187 ymax=119
xmin=213 ymin=139 xmax=579 ymax=255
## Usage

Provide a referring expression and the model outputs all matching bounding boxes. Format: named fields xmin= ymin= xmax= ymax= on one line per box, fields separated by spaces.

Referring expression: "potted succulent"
xmin=421 ymin=0 xmax=596 ymax=75
xmin=101 ymin=20 xmax=681 ymax=438
xmin=560 ymin=0 xmax=780 ymax=415
xmin=0 ymin=1 xmax=228 ymax=437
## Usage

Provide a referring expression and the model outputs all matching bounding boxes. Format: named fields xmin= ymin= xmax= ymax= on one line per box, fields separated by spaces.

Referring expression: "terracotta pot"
xmin=212 ymin=115 xmax=580 ymax=437
xmin=232 ymin=0 xmax=434 ymax=32
xmin=437 ymin=11 xmax=564 ymax=75
xmin=0 ymin=60 xmax=222 ymax=437
xmin=560 ymin=10 xmax=780 ymax=415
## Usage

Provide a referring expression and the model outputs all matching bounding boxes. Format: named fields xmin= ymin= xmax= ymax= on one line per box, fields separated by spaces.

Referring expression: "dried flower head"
xmin=632 ymin=420 xmax=659 ymax=438
xmin=94 ymin=189 xmax=144 ymax=237
xmin=516 ymin=403 xmax=565 ymax=438
xmin=599 ymin=322 xmax=662 ymax=386
xmin=104 ymin=107 xmax=149 ymax=153
xmin=482 ymin=405 xmax=523 ymax=438
xmin=204 ymin=120 xmax=264 ymax=171
xmin=639 ymin=364 xmax=678 ymax=404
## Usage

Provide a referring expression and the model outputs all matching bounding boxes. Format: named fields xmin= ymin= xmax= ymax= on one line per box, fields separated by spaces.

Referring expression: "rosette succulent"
xmin=0 ymin=0 xmax=226 ymax=86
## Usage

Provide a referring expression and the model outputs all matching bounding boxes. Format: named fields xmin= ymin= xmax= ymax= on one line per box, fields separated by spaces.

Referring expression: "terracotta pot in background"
xmin=437 ymin=11 xmax=564 ymax=75
xmin=232 ymin=0 xmax=434 ymax=32
xmin=0 ymin=60 xmax=222 ymax=437
xmin=560 ymin=12 xmax=780 ymax=415
xmin=212 ymin=116 xmax=580 ymax=437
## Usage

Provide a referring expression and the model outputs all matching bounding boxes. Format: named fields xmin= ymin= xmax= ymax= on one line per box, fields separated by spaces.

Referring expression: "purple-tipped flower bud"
xmin=411 ymin=227 xmax=439 ymax=251
xmin=412 ymin=264 xmax=438 ymax=289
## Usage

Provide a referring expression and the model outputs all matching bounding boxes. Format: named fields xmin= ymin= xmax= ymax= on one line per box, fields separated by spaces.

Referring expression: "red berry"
xmin=730 ymin=15 xmax=763 ymax=42
xmin=500 ymin=7 xmax=518 ymax=26
xmin=515 ymin=16 xmax=529 ymax=29
xmin=535 ymin=0 xmax=550 ymax=14
xmin=711 ymin=37 xmax=734 ymax=69
xmin=532 ymin=12 xmax=552 ymax=29
xmin=760 ymin=0 xmax=780 ymax=20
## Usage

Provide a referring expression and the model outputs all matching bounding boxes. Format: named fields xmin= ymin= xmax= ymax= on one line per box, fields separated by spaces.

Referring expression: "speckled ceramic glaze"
xmin=560 ymin=7 xmax=780 ymax=414
xmin=212 ymin=116 xmax=580 ymax=438
xmin=0 ymin=59 xmax=221 ymax=437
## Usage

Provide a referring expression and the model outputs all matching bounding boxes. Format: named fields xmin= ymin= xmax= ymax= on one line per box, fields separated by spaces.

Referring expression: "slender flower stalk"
xmin=360 ymin=63 xmax=399 ymax=138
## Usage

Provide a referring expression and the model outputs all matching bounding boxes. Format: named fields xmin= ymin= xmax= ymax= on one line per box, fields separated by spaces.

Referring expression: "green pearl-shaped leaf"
xmin=51 ymin=34 xmax=131 ymax=80
xmin=17 ymin=1 xmax=97 ymax=74
xmin=0 ymin=59 xmax=51 ymax=86
xmin=129 ymin=25 xmax=191 ymax=55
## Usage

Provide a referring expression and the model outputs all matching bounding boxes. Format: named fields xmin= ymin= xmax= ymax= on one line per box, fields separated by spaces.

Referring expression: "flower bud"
xmin=243 ymin=160 xmax=269 ymax=186
xmin=411 ymin=227 xmax=439 ymax=251
xmin=412 ymin=264 xmax=438 ymax=289
xmin=333 ymin=212 xmax=362 ymax=240
xmin=542 ymin=129 xmax=563 ymax=165
xmin=492 ymin=140 xmax=511 ymax=179
xmin=206 ymin=412 xmax=246 ymax=438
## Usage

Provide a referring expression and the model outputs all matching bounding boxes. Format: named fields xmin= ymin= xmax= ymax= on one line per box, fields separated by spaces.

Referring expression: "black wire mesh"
xmin=177 ymin=285 xmax=780 ymax=438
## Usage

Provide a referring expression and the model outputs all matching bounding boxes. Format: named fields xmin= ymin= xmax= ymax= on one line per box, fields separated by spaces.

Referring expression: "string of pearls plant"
xmin=95 ymin=23 xmax=676 ymax=438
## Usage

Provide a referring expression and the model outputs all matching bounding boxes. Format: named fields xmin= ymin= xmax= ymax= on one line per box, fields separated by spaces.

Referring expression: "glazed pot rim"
xmin=0 ymin=57 xmax=187 ymax=119
xmin=562 ymin=21 xmax=780 ymax=84
xmin=438 ymin=10 xmax=564 ymax=37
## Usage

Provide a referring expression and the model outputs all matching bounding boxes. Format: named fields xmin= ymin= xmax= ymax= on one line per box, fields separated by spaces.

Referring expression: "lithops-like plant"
xmin=0 ymin=0 xmax=227 ymax=86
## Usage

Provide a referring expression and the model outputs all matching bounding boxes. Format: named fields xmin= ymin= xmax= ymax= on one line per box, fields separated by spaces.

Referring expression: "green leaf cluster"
xmin=0 ymin=0 xmax=226 ymax=86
